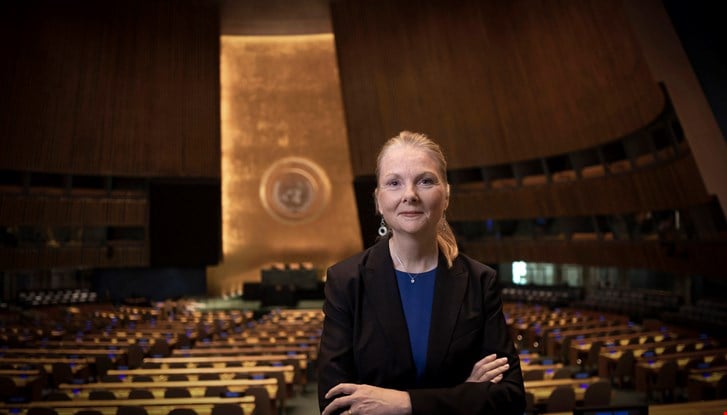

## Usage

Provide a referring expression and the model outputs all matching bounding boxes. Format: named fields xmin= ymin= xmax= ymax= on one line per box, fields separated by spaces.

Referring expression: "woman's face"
xmin=376 ymin=144 xmax=449 ymax=240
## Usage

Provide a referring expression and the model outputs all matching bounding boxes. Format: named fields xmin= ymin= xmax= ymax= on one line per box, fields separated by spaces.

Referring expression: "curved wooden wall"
xmin=332 ymin=0 xmax=665 ymax=175
xmin=0 ymin=0 xmax=220 ymax=271
xmin=447 ymin=152 xmax=709 ymax=220
xmin=0 ymin=0 xmax=220 ymax=177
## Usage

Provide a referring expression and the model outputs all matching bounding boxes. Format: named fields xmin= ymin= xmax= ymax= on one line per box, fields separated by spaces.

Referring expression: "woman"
xmin=318 ymin=131 xmax=525 ymax=415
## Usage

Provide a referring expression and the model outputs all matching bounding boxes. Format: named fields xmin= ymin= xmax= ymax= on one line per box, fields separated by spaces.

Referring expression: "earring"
xmin=441 ymin=214 xmax=447 ymax=232
xmin=378 ymin=218 xmax=389 ymax=236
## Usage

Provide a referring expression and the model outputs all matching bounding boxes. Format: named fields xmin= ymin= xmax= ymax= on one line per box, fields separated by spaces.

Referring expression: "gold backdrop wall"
xmin=209 ymin=34 xmax=362 ymax=296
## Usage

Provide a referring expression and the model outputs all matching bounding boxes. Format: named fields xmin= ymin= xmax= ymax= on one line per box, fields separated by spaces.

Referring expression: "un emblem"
xmin=260 ymin=157 xmax=331 ymax=224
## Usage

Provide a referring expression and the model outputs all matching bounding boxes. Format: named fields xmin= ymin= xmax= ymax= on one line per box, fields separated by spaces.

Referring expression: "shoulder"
xmin=327 ymin=239 xmax=387 ymax=278
xmin=453 ymin=252 xmax=497 ymax=279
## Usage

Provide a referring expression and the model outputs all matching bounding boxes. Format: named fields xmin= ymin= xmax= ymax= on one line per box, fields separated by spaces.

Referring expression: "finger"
xmin=481 ymin=357 xmax=509 ymax=374
xmin=472 ymin=354 xmax=497 ymax=376
xmin=478 ymin=354 xmax=497 ymax=365
xmin=490 ymin=373 xmax=503 ymax=383
xmin=322 ymin=394 xmax=354 ymax=415
xmin=325 ymin=383 xmax=357 ymax=399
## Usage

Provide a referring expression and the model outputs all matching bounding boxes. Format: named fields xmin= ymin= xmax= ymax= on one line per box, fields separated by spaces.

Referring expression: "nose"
xmin=402 ymin=182 xmax=419 ymax=203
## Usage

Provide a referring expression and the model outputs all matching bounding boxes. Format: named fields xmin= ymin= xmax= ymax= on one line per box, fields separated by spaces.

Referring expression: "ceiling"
xmin=220 ymin=0 xmax=333 ymax=35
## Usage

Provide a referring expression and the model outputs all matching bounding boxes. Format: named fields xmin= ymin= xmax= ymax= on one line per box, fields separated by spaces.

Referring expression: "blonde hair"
xmin=375 ymin=131 xmax=459 ymax=268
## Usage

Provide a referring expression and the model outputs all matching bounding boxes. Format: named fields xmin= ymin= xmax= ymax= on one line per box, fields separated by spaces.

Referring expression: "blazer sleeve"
xmin=408 ymin=266 xmax=526 ymax=415
xmin=317 ymin=262 xmax=357 ymax=413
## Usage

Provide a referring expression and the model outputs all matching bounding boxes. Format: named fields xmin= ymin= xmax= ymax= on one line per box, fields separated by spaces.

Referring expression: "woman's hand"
xmin=466 ymin=353 xmax=510 ymax=383
xmin=322 ymin=383 xmax=411 ymax=415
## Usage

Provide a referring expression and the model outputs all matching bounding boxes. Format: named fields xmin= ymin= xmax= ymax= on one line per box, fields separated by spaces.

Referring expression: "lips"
xmin=399 ymin=211 xmax=423 ymax=217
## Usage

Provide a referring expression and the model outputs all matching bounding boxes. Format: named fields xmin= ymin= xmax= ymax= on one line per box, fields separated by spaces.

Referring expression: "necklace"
xmin=393 ymin=250 xmax=418 ymax=284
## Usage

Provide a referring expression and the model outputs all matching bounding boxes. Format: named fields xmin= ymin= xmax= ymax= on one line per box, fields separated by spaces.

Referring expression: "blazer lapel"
xmin=361 ymin=240 xmax=416 ymax=376
xmin=425 ymin=256 xmax=469 ymax=376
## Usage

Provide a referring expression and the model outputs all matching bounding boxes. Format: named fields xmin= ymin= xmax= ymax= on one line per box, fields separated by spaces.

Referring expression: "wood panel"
xmin=461 ymin=238 xmax=727 ymax=278
xmin=0 ymin=195 xmax=147 ymax=226
xmin=0 ymin=245 xmax=147 ymax=269
xmin=332 ymin=0 xmax=665 ymax=175
xmin=448 ymin=152 xmax=709 ymax=220
xmin=0 ymin=0 xmax=220 ymax=177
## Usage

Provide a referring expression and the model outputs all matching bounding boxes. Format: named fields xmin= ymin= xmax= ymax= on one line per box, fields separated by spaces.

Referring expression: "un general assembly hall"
xmin=1 ymin=1 xmax=726 ymax=414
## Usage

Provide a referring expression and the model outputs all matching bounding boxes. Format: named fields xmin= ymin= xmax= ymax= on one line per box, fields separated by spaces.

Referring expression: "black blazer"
xmin=317 ymin=238 xmax=525 ymax=414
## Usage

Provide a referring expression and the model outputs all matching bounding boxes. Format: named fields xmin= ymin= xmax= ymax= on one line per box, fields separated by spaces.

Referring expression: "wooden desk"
xmin=145 ymin=353 xmax=308 ymax=384
xmin=545 ymin=324 xmax=635 ymax=360
xmin=687 ymin=369 xmax=727 ymax=401
xmin=0 ymin=368 xmax=42 ymax=377
xmin=145 ymin=353 xmax=307 ymax=370
xmin=568 ymin=330 xmax=679 ymax=367
xmin=521 ymin=363 xmax=564 ymax=380
xmin=633 ymin=348 xmax=727 ymax=392
xmin=59 ymin=378 xmax=278 ymax=400
xmin=547 ymin=399 xmax=727 ymax=415
xmin=0 ymin=347 xmax=124 ymax=357
xmin=172 ymin=345 xmax=318 ymax=360
xmin=597 ymin=339 xmax=712 ymax=378
xmin=523 ymin=376 xmax=602 ymax=404
xmin=0 ymin=396 xmax=256 ymax=415
xmin=108 ymin=364 xmax=295 ymax=385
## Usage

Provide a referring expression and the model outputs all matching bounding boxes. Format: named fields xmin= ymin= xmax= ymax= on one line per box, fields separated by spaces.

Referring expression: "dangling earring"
xmin=378 ymin=218 xmax=389 ymax=236
xmin=441 ymin=214 xmax=447 ymax=232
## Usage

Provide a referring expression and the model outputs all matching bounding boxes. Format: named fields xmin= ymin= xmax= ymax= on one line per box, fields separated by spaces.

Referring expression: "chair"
xmin=75 ymin=411 xmax=104 ymax=415
xmin=148 ymin=340 xmax=171 ymax=357
xmin=199 ymin=373 xmax=221 ymax=380
xmin=175 ymin=334 xmax=193 ymax=349
xmin=89 ymin=390 xmax=117 ymax=400
xmin=205 ymin=386 xmax=230 ymax=397
xmin=716 ymin=374 xmax=727 ymax=399
xmin=51 ymin=362 xmax=74 ymax=386
xmin=552 ymin=367 xmax=572 ymax=379
xmin=167 ymin=410 xmax=198 ymax=415
xmin=561 ymin=336 xmax=573 ymax=364
xmin=612 ymin=350 xmax=634 ymax=388
xmin=27 ymin=409 xmax=58 ymax=415
xmin=681 ymin=343 xmax=696 ymax=353
xmin=116 ymin=407 xmax=148 ymax=415
xmin=585 ymin=340 xmax=604 ymax=371
xmin=245 ymin=386 xmax=272 ymax=415
xmin=661 ymin=344 xmax=678 ymax=355
xmin=649 ymin=360 xmax=678 ymax=402
xmin=43 ymin=391 xmax=72 ymax=401
xmin=710 ymin=355 xmax=727 ymax=367
xmin=141 ymin=362 xmax=161 ymax=369
xmin=524 ymin=391 xmax=535 ymax=414
xmin=523 ymin=369 xmax=544 ymax=381
xmin=128 ymin=389 xmax=155 ymax=399
xmin=165 ymin=388 xmax=192 ymax=398
xmin=94 ymin=355 xmax=114 ymax=379
xmin=101 ymin=374 xmax=123 ymax=382
xmin=545 ymin=386 xmax=576 ymax=413
xmin=167 ymin=374 xmax=189 ymax=381
xmin=0 ymin=376 xmax=17 ymax=401
xmin=583 ymin=380 xmax=612 ymax=406
xmin=211 ymin=405 xmax=244 ymax=415
xmin=132 ymin=375 xmax=154 ymax=382
xmin=126 ymin=344 xmax=145 ymax=369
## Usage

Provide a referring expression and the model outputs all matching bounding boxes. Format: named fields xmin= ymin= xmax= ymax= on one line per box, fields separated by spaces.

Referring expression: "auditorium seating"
xmin=0 ymin=304 xmax=322 ymax=415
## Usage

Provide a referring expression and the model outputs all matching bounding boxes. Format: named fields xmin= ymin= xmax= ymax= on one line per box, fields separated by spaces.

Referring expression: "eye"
xmin=419 ymin=177 xmax=437 ymax=186
xmin=386 ymin=179 xmax=400 ymax=187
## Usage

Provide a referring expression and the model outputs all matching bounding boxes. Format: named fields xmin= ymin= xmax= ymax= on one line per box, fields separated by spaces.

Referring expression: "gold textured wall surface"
xmin=209 ymin=34 xmax=362 ymax=296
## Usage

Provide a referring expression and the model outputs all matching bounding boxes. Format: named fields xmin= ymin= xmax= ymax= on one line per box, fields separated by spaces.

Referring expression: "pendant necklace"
xmin=393 ymin=250 xmax=418 ymax=284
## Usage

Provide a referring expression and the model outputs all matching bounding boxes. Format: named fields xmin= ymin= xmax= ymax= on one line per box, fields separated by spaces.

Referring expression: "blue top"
xmin=395 ymin=268 xmax=437 ymax=380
